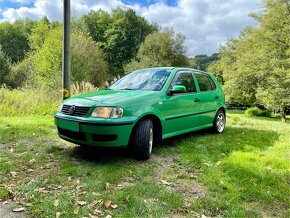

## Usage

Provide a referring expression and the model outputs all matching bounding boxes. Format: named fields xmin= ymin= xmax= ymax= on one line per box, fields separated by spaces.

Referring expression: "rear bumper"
xmin=54 ymin=114 xmax=135 ymax=147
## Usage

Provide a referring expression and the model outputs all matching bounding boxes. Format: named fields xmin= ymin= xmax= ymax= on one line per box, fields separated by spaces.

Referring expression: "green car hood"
xmin=63 ymin=90 xmax=159 ymax=107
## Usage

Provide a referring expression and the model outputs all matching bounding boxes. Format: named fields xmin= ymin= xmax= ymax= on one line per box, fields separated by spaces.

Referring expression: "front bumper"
xmin=54 ymin=113 xmax=136 ymax=147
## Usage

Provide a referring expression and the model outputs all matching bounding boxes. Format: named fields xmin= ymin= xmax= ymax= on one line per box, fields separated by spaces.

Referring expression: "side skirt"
xmin=162 ymin=124 xmax=213 ymax=139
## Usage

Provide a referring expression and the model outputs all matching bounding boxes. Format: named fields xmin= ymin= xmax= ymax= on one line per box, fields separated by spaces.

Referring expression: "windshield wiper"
xmin=119 ymin=88 xmax=139 ymax=90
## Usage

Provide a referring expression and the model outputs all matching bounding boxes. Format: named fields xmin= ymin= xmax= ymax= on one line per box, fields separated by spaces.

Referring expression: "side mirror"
xmin=170 ymin=85 xmax=186 ymax=95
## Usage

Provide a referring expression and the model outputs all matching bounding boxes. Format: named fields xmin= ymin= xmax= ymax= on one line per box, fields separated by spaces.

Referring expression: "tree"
xmin=0 ymin=48 xmax=11 ymax=85
xmin=218 ymin=34 xmax=260 ymax=106
xmin=253 ymin=0 xmax=290 ymax=122
xmin=212 ymin=0 xmax=290 ymax=121
xmin=71 ymin=32 xmax=108 ymax=87
xmin=32 ymin=27 xmax=108 ymax=91
xmin=207 ymin=60 xmax=224 ymax=84
xmin=125 ymin=30 xmax=189 ymax=72
xmin=0 ymin=19 xmax=35 ymax=63
xmin=28 ymin=17 xmax=54 ymax=52
xmin=189 ymin=53 xmax=219 ymax=72
xmin=80 ymin=8 xmax=157 ymax=76
xmin=80 ymin=9 xmax=111 ymax=45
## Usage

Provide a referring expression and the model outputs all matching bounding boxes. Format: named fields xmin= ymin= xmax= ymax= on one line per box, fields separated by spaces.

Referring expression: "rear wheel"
xmin=213 ymin=110 xmax=226 ymax=133
xmin=133 ymin=119 xmax=153 ymax=160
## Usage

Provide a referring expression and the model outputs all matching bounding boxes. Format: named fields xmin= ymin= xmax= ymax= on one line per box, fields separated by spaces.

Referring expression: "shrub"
xmin=245 ymin=107 xmax=272 ymax=117
xmin=5 ymin=58 xmax=34 ymax=88
xmin=0 ymin=48 xmax=11 ymax=86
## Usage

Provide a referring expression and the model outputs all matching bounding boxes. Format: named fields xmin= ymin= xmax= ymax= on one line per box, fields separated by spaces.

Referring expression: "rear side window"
xmin=195 ymin=74 xmax=216 ymax=92
xmin=171 ymin=71 xmax=197 ymax=93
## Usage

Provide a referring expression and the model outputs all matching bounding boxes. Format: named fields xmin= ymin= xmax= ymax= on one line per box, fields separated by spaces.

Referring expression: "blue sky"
xmin=0 ymin=0 xmax=260 ymax=56
xmin=0 ymin=0 xmax=34 ymax=11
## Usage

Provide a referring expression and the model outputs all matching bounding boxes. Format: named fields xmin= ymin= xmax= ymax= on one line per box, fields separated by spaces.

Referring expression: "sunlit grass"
xmin=0 ymin=111 xmax=289 ymax=217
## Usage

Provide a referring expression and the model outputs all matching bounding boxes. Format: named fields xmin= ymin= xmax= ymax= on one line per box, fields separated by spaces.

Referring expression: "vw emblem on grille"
xmin=68 ymin=105 xmax=76 ymax=115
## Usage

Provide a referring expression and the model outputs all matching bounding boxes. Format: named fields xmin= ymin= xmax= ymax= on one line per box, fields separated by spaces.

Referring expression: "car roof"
xmin=142 ymin=67 xmax=210 ymax=75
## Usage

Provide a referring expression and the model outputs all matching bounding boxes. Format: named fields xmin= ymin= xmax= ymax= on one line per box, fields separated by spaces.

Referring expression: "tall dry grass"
xmin=0 ymin=81 xmax=101 ymax=116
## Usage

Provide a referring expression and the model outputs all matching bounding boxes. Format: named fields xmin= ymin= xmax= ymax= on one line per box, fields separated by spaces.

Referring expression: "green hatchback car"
xmin=55 ymin=67 xmax=226 ymax=159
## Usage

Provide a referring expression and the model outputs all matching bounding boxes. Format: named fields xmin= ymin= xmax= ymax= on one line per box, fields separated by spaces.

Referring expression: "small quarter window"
xmin=195 ymin=74 xmax=214 ymax=92
xmin=208 ymin=76 xmax=216 ymax=90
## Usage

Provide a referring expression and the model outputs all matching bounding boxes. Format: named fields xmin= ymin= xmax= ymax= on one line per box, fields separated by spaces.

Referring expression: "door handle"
xmin=194 ymin=98 xmax=200 ymax=102
xmin=215 ymin=96 xmax=219 ymax=99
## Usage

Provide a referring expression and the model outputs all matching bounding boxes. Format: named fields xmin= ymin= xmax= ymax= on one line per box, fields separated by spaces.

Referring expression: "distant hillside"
xmin=188 ymin=53 xmax=219 ymax=71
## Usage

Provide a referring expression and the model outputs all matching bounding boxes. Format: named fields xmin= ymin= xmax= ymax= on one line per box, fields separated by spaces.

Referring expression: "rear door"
xmin=194 ymin=73 xmax=219 ymax=125
xmin=162 ymin=70 xmax=200 ymax=135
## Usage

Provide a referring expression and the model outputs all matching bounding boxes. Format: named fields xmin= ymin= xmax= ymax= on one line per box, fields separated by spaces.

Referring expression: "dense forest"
xmin=0 ymin=0 xmax=289 ymax=121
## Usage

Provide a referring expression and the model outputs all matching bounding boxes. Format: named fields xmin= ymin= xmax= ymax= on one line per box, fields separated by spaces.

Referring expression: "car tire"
xmin=213 ymin=110 xmax=226 ymax=133
xmin=133 ymin=118 xmax=153 ymax=160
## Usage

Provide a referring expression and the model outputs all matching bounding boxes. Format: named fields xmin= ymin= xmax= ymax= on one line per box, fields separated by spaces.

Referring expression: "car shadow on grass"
xmin=157 ymin=126 xmax=280 ymax=157
xmin=69 ymin=145 xmax=133 ymax=164
xmin=67 ymin=125 xmax=279 ymax=163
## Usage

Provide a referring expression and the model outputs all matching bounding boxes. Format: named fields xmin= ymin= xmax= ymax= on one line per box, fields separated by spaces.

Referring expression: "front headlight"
xmin=91 ymin=107 xmax=123 ymax=118
xmin=57 ymin=103 xmax=63 ymax=112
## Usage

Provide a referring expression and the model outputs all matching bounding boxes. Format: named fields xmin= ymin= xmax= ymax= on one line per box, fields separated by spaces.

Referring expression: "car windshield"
xmin=109 ymin=69 xmax=171 ymax=91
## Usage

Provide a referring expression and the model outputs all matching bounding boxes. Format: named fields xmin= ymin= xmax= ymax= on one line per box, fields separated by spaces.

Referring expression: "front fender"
xmin=133 ymin=104 xmax=164 ymax=126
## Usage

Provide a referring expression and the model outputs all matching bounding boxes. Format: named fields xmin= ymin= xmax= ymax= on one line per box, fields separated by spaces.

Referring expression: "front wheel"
xmin=133 ymin=119 xmax=153 ymax=160
xmin=213 ymin=110 xmax=226 ymax=133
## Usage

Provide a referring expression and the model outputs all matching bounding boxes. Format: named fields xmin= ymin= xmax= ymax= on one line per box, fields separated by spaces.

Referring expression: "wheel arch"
xmin=218 ymin=106 xmax=226 ymax=115
xmin=130 ymin=114 xmax=163 ymax=146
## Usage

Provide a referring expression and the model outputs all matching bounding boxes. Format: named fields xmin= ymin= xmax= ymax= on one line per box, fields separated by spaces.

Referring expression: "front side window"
xmin=170 ymin=71 xmax=196 ymax=93
xmin=195 ymin=74 xmax=215 ymax=92
xmin=109 ymin=69 xmax=171 ymax=91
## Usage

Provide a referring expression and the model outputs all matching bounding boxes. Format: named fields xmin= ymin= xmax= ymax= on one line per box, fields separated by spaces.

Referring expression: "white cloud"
xmin=2 ymin=6 xmax=44 ymax=22
xmin=0 ymin=0 xmax=260 ymax=56
xmin=0 ymin=0 xmax=137 ymax=22
xmin=139 ymin=0 xmax=260 ymax=55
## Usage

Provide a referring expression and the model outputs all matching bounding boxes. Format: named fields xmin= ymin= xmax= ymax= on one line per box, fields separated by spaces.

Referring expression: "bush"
xmin=0 ymin=48 xmax=11 ymax=85
xmin=5 ymin=58 xmax=34 ymax=88
xmin=245 ymin=107 xmax=272 ymax=117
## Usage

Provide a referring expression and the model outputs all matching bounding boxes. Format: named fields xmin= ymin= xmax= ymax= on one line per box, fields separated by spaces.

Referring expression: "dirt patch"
xmin=169 ymin=177 xmax=205 ymax=201
xmin=152 ymin=154 xmax=206 ymax=216
xmin=151 ymin=154 xmax=179 ymax=176
xmin=246 ymin=201 xmax=287 ymax=218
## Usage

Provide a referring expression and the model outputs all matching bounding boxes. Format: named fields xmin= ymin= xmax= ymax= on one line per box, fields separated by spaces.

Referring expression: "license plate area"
xmin=58 ymin=119 xmax=79 ymax=132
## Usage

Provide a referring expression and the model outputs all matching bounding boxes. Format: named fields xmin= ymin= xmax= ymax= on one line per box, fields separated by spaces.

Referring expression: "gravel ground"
xmin=0 ymin=203 xmax=25 ymax=218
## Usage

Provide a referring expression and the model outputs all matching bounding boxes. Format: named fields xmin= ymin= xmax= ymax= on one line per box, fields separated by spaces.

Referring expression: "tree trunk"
xmin=280 ymin=104 xmax=286 ymax=123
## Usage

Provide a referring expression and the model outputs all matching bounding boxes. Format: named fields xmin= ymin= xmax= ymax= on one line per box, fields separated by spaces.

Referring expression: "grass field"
xmin=0 ymin=111 xmax=289 ymax=217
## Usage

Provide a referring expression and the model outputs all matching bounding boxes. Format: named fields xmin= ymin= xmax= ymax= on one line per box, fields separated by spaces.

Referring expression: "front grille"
xmin=61 ymin=105 xmax=90 ymax=117
xmin=93 ymin=134 xmax=118 ymax=142
xmin=58 ymin=128 xmax=86 ymax=141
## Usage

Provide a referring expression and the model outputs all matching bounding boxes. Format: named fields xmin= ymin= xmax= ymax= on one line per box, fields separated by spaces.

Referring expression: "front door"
xmin=162 ymin=71 xmax=200 ymax=136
